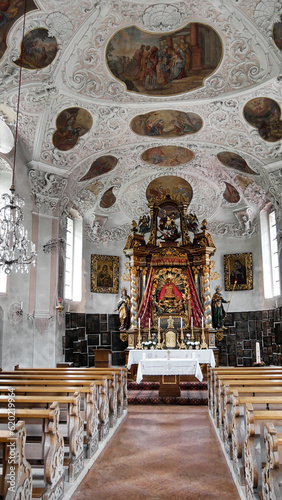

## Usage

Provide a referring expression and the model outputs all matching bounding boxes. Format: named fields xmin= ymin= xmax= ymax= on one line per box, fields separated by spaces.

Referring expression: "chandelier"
xmin=0 ymin=0 xmax=36 ymax=274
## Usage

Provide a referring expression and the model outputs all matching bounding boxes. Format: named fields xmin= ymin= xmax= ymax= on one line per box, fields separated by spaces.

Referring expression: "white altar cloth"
xmin=127 ymin=349 xmax=216 ymax=369
xmin=136 ymin=358 xmax=203 ymax=384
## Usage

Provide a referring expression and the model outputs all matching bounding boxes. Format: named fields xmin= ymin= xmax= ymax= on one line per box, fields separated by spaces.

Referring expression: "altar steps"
xmin=127 ymin=381 xmax=208 ymax=405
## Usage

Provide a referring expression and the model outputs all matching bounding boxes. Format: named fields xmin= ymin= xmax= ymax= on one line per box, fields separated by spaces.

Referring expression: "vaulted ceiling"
xmin=1 ymin=0 xmax=282 ymax=244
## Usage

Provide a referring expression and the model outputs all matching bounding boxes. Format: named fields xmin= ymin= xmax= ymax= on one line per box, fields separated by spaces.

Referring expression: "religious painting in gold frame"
xmin=224 ymin=252 xmax=253 ymax=291
xmin=91 ymin=255 xmax=119 ymax=293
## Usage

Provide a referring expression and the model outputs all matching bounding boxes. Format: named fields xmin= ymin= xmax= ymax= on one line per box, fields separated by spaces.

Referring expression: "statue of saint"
xmin=115 ymin=288 xmax=130 ymax=330
xmin=211 ymin=286 xmax=230 ymax=329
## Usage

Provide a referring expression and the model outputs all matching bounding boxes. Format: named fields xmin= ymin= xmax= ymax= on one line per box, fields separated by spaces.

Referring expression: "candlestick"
xmin=256 ymin=342 xmax=261 ymax=364
xmin=156 ymin=324 xmax=162 ymax=349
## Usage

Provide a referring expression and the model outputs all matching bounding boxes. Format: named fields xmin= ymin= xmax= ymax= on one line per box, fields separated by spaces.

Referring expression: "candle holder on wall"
xmin=56 ymin=297 xmax=64 ymax=313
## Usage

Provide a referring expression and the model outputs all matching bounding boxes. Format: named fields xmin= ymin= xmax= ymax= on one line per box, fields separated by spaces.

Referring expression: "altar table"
xmin=127 ymin=348 xmax=216 ymax=369
xmin=136 ymin=358 xmax=203 ymax=384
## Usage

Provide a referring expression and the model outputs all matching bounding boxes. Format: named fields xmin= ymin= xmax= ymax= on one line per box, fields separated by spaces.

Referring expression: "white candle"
xmin=181 ymin=317 xmax=183 ymax=329
xmin=149 ymin=318 xmax=151 ymax=329
xmin=158 ymin=317 xmax=160 ymax=328
xmin=20 ymin=301 xmax=23 ymax=310
xmin=202 ymin=316 xmax=204 ymax=328
xmin=191 ymin=316 xmax=193 ymax=328
xmin=138 ymin=318 xmax=140 ymax=329
xmin=256 ymin=342 xmax=260 ymax=364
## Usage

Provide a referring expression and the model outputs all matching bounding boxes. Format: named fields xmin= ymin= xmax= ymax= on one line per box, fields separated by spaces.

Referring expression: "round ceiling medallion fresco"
xmin=106 ymin=23 xmax=222 ymax=96
xmin=223 ymin=182 xmax=240 ymax=204
xmin=52 ymin=107 xmax=93 ymax=151
xmin=146 ymin=176 xmax=193 ymax=204
xmin=243 ymin=97 xmax=282 ymax=142
xmin=79 ymin=156 xmax=118 ymax=181
xmin=142 ymin=146 xmax=194 ymax=167
xmin=131 ymin=110 xmax=203 ymax=137
xmin=217 ymin=151 xmax=259 ymax=175
xmin=14 ymin=28 xmax=58 ymax=70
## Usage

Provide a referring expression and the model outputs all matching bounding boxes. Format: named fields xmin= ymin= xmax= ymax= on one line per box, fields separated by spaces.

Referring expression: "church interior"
xmin=1 ymin=0 xmax=282 ymax=499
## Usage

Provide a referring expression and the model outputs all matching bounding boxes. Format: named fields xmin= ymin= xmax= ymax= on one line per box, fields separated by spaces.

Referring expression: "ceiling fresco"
xmin=106 ymin=23 xmax=222 ymax=96
xmin=0 ymin=0 xmax=282 ymax=243
xmin=131 ymin=110 xmax=203 ymax=137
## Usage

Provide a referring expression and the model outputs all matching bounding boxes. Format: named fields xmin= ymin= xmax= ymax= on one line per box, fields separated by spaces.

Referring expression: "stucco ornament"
xmin=142 ymin=4 xmax=182 ymax=31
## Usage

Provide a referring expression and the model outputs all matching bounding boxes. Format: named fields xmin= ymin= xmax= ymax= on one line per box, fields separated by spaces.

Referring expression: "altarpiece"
xmin=123 ymin=186 xmax=216 ymax=347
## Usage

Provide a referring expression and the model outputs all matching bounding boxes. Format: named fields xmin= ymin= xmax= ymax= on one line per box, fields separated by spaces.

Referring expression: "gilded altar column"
xmin=202 ymin=264 xmax=212 ymax=328
xmin=130 ymin=266 xmax=139 ymax=330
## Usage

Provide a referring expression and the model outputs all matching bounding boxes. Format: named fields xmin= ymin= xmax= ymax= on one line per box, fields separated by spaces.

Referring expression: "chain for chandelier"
xmin=0 ymin=0 xmax=36 ymax=274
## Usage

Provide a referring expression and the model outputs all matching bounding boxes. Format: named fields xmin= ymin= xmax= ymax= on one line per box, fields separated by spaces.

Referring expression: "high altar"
xmin=123 ymin=178 xmax=217 ymax=352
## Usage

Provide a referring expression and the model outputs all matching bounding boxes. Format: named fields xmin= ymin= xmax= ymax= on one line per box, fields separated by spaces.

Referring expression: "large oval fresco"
xmin=52 ymin=107 xmax=93 ymax=151
xmin=0 ymin=0 xmax=38 ymax=61
xmin=217 ymin=152 xmax=259 ymax=175
xmin=14 ymin=28 xmax=58 ymax=69
xmin=243 ymin=97 xmax=282 ymax=142
xmin=146 ymin=176 xmax=192 ymax=204
xmin=142 ymin=146 xmax=194 ymax=167
xmin=79 ymin=156 xmax=118 ymax=181
xmin=106 ymin=23 xmax=222 ymax=96
xmin=131 ymin=110 xmax=203 ymax=137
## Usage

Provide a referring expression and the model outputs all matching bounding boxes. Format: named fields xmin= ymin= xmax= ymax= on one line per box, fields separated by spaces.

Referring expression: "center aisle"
xmin=71 ymin=406 xmax=240 ymax=500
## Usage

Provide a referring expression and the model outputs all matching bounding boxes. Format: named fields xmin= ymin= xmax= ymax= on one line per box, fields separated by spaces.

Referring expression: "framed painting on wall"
xmin=224 ymin=252 xmax=253 ymax=291
xmin=91 ymin=255 xmax=119 ymax=293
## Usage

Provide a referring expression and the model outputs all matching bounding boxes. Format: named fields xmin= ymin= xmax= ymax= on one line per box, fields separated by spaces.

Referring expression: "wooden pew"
xmin=0 ymin=421 xmax=33 ymax=500
xmin=213 ymin=374 xmax=282 ymax=427
xmin=14 ymin=367 xmax=128 ymax=415
xmin=262 ymin=423 xmax=282 ymax=500
xmin=208 ymin=367 xmax=282 ymax=412
xmin=0 ymin=376 xmax=110 ymax=442
xmin=0 ymin=392 xmax=84 ymax=483
xmin=0 ymin=373 xmax=116 ymax=434
xmin=0 ymin=384 xmax=99 ymax=460
xmin=243 ymin=405 xmax=282 ymax=499
xmin=222 ymin=386 xmax=282 ymax=455
xmin=0 ymin=402 xmax=65 ymax=500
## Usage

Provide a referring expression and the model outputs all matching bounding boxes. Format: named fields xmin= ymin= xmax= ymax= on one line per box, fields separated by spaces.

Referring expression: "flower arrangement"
xmin=184 ymin=338 xmax=200 ymax=349
xmin=142 ymin=339 xmax=157 ymax=349
xmin=252 ymin=361 xmax=266 ymax=367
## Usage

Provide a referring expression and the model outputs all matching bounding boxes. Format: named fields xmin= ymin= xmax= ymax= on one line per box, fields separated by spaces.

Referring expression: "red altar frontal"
xmin=122 ymin=178 xmax=217 ymax=350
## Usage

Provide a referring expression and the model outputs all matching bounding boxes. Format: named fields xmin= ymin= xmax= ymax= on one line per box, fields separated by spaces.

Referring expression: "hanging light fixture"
xmin=0 ymin=0 xmax=36 ymax=274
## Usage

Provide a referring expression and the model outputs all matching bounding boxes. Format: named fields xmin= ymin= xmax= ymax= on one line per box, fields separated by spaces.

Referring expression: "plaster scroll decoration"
xmin=25 ymin=85 xmax=58 ymax=113
xmin=142 ymin=4 xmax=183 ymax=32
xmin=254 ymin=0 xmax=282 ymax=36
xmin=85 ymin=222 xmax=132 ymax=244
xmin=207 ymin=217 xmax=258 ymax=238
xmin=46 ymin=12 xmax=73 ymax=41
xmin=29 ymin=170 xmax=68 ymax=215
xmin=8 ymin=303 xmax=23 ymax=325
xmin=268 ymin=169 xmax=282 ymax=219
xmin=61 ymin=0 xmax=274 ymax=103
xmin=0 ymin=156 xmax=12 ymax=173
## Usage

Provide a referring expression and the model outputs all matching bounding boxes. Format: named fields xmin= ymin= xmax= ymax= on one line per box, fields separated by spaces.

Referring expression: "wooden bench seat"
xmin=13 ymin=367 xmax=128 ymax=414
xmin=0 ymin=373 xmax=116 ymax=433
xmin=0 ymin=384 xmax=99 ymax=459
xmin=0 ymin=402 xmax=64 ymax=500
xmin=262 ymin=423 xmax=282 ymax=500
xmin=0 ymin=393 xmax=84 ymax=482
xmin=0 ymin=421 xmax=32 ymax=500
xmin=243 ymin=405 xmax=282 ymax=499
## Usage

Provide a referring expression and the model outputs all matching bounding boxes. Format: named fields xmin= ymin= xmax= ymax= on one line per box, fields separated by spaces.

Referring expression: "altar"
xmin=127 ymin=349 xmax=215 ymax=396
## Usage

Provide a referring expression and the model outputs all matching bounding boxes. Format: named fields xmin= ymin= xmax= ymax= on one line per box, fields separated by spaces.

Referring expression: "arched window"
xmin=64 ymin=216 xmax=82 ymax=302
xmin=260 ymin=207 xmax=281 ymax=298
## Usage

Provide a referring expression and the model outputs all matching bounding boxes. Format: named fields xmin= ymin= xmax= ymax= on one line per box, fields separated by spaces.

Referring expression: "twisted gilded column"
xmin=202 ymin=264 xmax=212 ymax=328
xmin=130 ymin=266 xmax=139 ymax=330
